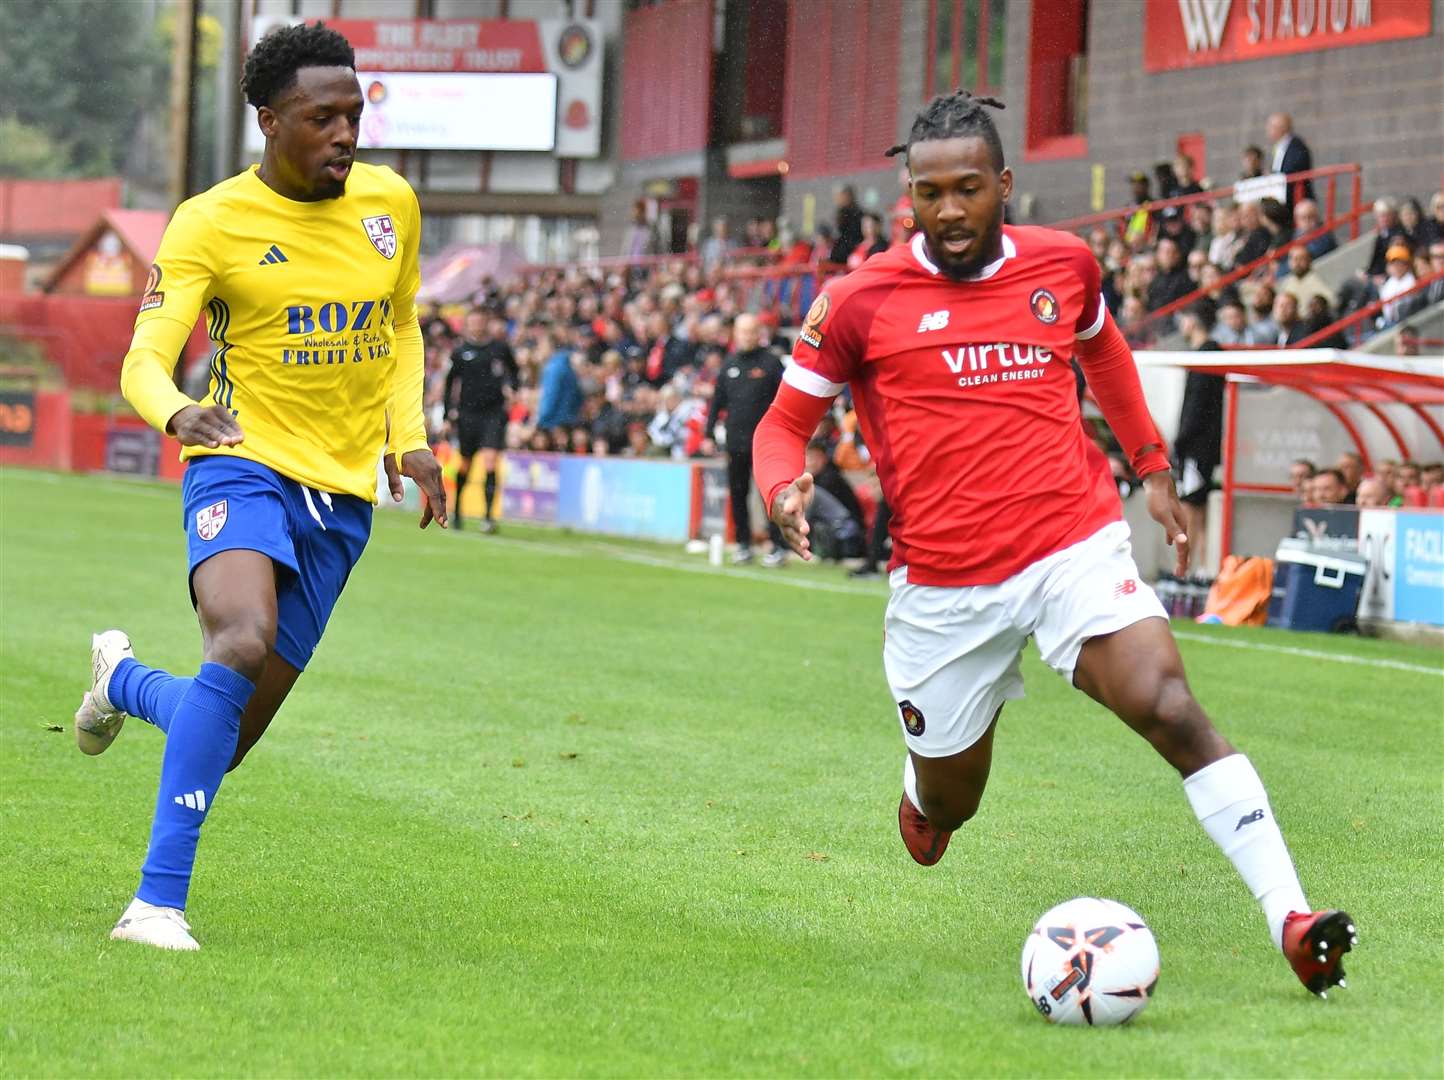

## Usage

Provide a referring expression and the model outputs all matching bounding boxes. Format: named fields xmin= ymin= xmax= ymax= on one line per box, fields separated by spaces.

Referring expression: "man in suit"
xmin=1267 ymin=113 xmax=1313 ymax=207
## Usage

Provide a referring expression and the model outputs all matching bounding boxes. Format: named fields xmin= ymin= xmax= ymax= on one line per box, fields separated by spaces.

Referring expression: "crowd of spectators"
xmin=1092 ymin=114 xmax=1444 ymax=350
xmin=1290 ymin=453 xmax=1444 ymax=509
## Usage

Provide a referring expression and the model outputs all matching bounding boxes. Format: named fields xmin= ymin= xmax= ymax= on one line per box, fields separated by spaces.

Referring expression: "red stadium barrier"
xmin=1290 ymin=270 xmax=1444 ymax=350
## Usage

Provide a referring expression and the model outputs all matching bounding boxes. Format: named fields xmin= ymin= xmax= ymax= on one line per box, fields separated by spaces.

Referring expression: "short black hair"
xmin=1188 ymin=297 xmax=1218 ymax=330
xmin=886 ymin=90 xmax=1006 ymax=171
xmin=242 ymin=22 xmax=355 ymax=109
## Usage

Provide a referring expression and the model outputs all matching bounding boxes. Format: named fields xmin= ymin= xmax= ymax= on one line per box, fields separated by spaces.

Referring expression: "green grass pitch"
xmin=2 ymin=468 xmax=1441 ymax=1078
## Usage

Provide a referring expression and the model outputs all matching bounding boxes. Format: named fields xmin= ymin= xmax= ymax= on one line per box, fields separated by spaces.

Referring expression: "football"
xmin=1021 ymin=897 xmax=1160 ymax=1026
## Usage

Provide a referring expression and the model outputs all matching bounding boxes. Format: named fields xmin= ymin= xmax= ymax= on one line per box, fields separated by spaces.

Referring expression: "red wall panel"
xmin=620 ymin=0 xmax=716 ymax=162
xmin=783 ymin=0 xmax=900 ymax=179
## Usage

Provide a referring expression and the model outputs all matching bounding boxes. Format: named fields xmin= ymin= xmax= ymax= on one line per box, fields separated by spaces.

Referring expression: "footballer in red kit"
xmin=753 ymin=90 xmax=1355 ymax=998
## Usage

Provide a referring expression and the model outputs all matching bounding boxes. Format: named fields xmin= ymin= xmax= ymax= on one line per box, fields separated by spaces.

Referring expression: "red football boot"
xmin=1282 ymin=909 xmax=1357 ymax=998
xmin=898 ymin=794 xmax=952 ymax=866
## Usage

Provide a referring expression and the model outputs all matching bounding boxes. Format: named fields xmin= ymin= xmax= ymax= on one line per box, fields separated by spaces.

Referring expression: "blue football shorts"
xmin=181 ymin=456 xmax=373 ymax=672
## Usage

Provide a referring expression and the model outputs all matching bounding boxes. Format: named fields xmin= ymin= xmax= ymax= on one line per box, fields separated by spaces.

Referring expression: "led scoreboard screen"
xmin=357 ymin=71 xmax=557 ymax=151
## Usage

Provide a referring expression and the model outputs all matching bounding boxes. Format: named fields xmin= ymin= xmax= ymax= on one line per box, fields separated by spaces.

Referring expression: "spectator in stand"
xmin=701 ymin=312 xmax=785 ymax=566
xmin=1173 ymin=298 xmax=1225 ymax=568
xmin=1186 ymin=247 xmax=1209 ymax=286
xmin=1422 ymin=463 xmax=1444 ymax=491
xmin=701 ymin=217 xmax=733 ymax=274
xmin=1375 ymin=459 xmax=1399 ymax=492
xmin=1209 ymin=203 xmax=1243 ymax=269
xmin=1245 ymin=281 xmax=1279 ymax=342
xmin=830 ymin=186 xmax=864 ymax=265
xmin=1171 ymin=153 xmax=1205 ymax=198
xmin=1258 ymin=197 xmax=1294 ymax=251
xmin=1159 ymin=206 xmax=1197 ymax=257
xmin=623 ymin=200 xmax=658 ymax=260
xmin=1309 ymin=468 xmax=1350 ymax=506
xmin=1267 ymin=112 xmax=1314 ymax=205
xmin=1395 ymin=323 xmax=1421 ymax=356
xmin=1335 ymin=452 xmax=1364 ymax=499
xmin=1200 ymin=261 xmax=1242 ymax=307
xmin=1391 ymin=461 xmax=1422 ymax=505
xmin=536 ymin=328 xmax=581 ymax=437
xmin=1122 ymin=170 xmax=1155 ymax=248
xmin=1233 ymin=200 xmax=1273 ymax=268
xmin=1377 ymin=242 xmax=1417 ymax=328
xmin=890 ymin=166 xmax=916 ymax=244
xmin=1355 ymin=477 xmax=1390 ymax=508
xmin=802 ymin=439 xmax=867 ymax=560
xmin=1301 ymin=294 xmax=1347 ymax=348
xmin=646 ymin=384 xmax=697 ymax=460
xmin=1119 ymin=295 xmax=1150 ymax=347
xmin=1398 ymin=197 xmax=1428 ymax=253
xmin=1147 ymin=237 xmax=1193 ymax=313
xmin=1272 ymin=291 xmax=1308 ymax=345
xmin=1290 ymin=458 xmax=1317 ymax=501
xmin=847 ymin=213 xmax=888 ymax=270
xmin=1292 ymin=199 xmax=1336 ymax=258
xmin=1363 ymin=197 xmax=1406 ymax=278
xmin=1188 ymin=202 xmax=1215 ymax=257
xmin=1087 ymin=226 xmax=1110 ymax=264
xmin=1422 ymin=192 xmax=1444 ymax=247
xmin=1424 ymin=241 xmax=1444 ymax=304
xmin=1240 ymin=145 xmax=1265 ymax=181
xmin=1280 ymin=247 xmax=1337 ymax=312
xmin=1212 ymin=300 xmax=1251 ymax=346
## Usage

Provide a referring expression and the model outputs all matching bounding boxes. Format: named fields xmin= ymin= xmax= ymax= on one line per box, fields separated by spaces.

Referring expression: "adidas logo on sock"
xmin=173 ymin=789 xmax=208 ymax=811
xmin=258 ymin=244 xmax=288 ymax=265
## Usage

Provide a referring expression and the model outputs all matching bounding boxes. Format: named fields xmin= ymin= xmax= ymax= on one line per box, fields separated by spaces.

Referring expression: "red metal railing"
xmin=1050 ymin=163 xmax=1366 ymax=242
xmin=1290 ymin=270 xmax=1444 ymax=350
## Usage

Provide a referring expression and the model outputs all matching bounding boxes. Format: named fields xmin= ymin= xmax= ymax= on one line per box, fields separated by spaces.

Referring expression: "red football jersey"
xmin=787 ymin=225 xmax=1118 ymax=586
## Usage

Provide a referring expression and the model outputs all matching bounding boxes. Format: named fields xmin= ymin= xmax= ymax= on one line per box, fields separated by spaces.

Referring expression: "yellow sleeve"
xmin=120 ymin=203 xmax=214 ymax=434
xmin=387 ymin=180 xmax=428 ymax=461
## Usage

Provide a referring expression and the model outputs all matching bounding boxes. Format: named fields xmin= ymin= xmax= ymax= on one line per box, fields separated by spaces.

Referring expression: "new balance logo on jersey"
xmin=1235 ymin=808 xmax=1265 ymax=831
xmin=1113 ymin=579 xmax=1138 ymax=598
xmin=917 ymin=309 xmax=950 ymax=333
xmin=173 ymin=790 xmax=208 ymax=812
xmin=258 ymin=244 xmax=289 ymax=266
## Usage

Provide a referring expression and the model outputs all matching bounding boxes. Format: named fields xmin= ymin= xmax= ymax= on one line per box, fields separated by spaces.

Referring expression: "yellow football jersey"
xmin=120 ymin=162 xmax=428 ymax=501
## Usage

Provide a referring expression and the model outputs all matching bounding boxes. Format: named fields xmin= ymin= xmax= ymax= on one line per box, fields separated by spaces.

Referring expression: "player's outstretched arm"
xmin=1074 ymin=312 xmax=1186 ymax=572
xmin=753 ymin=381 xmax=833 ymax=560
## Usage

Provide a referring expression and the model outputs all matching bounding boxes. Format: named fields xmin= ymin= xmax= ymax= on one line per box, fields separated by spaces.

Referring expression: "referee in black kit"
xmin=702 ymin=313 xmax=788 ymax=566
xmin=445 ymin=309 xmax=518 ymax=533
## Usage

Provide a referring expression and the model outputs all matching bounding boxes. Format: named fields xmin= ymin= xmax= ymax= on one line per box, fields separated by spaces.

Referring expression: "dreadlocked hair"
xmin=241 ymin=22 xmax=355 ymax=109
xmin=885 ymin=90 xmax=1006 ymax=170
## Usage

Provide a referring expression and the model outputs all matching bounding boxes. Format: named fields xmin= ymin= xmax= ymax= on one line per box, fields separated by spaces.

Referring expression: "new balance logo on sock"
xmin=173 ymin=789 xmax=208 ymax=811
xmin=1235 ymin=808 xmax=1265 ymax=831
xmin=258 ymin=244 xmax=288 ymax=265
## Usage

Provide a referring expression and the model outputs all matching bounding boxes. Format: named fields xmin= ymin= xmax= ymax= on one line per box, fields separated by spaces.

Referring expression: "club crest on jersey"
xmin=195 ymin=500 xmax=228 ymax=541
xmin=799 ymin=293 xmax=830 ymax=349
xmin=1029 ymin=287 xmax=1059 ymax=325
xmin=362 ymin=214 xmax=397 ymax=259
xmin=899 ymin=700 xmax=925 ymax=737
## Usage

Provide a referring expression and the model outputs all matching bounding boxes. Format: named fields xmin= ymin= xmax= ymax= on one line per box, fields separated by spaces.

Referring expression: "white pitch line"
xmin=374 ymin=522 xmax=1444 ymax=677
xmin=1171 ymin=630 xmax=1443 ymax=677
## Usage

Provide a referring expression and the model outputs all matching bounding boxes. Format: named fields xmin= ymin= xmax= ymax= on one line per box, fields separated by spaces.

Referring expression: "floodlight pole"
xmin=168 ymin=0 xmax=201 ymax=208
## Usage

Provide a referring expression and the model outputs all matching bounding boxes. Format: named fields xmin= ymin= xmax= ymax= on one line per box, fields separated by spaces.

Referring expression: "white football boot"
xmin=110 ymin=897 xmax=200 ymax=952
xmin=74 ymin=630 xmax=135 ymax=755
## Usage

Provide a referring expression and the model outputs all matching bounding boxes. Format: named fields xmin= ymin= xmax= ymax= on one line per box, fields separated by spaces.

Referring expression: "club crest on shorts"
xmin=1029 ymin=287 xmax=1059 ymax=325
xmin=899 ymin=699 xmax=926 ymax=737
xmin=362 ymin=214 xmax=397 ymax=259
xmin=195 ymin=499 xmax=228 ymax=541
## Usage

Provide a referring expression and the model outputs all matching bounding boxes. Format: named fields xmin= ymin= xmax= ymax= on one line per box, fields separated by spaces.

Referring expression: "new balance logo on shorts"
xmin=1235 ymin=808 xmax=1265 ymax=831
xmin=173 ymin=789 xmax=208 ymax=812
xmin=1113 ymin=579 xmax=1138 ymax=598
xmin=917 ymin=309 xmax=950 ymax=333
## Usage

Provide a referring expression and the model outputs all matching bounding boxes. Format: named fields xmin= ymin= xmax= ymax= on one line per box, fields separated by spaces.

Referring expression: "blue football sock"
xmin=108 ymin=657 xmax=192 ymax=735
xmin=136 ymin=662 xmax=253 ymax=910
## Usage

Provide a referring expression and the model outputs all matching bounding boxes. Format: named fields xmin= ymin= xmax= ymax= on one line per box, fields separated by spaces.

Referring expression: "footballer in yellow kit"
xmin=75 ymin=22 xmax=448 ymax=952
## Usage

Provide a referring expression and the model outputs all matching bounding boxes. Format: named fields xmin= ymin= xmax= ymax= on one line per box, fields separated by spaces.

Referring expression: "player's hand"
xmin=1144 ymin=470 xmax=1189 ymax=576
xmin=170 ymin=404 xmax=243 ymax=449
xmin=384 ymin=449 xmax=449 ymax=529
xmin=769 ymin=472 xmax=815 ymax=560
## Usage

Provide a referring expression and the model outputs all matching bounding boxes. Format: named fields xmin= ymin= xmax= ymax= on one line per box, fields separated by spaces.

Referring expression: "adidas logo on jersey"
xmin=917 ymin=309 xmax=950 ymax=333
xmin=258 ymin=244 xmax=289 ymax=266
xmin=173 ymin=789 xmax=208 ymax=811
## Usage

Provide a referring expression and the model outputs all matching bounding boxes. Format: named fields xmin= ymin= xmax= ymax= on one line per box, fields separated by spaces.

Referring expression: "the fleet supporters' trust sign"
xmin=1143 ymin=0 xmax=1433 ymax=72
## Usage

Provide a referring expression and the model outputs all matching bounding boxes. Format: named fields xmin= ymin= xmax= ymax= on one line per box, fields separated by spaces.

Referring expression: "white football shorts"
xmin=882 ymin=520 xmax=1168 ymax=758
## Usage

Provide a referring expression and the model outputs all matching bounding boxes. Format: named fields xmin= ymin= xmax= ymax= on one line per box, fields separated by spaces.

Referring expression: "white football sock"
xmin=903 ymin=754 xmax=924 ymax=814
xmin=1183 ymin=753 xmax=1307 ymax=950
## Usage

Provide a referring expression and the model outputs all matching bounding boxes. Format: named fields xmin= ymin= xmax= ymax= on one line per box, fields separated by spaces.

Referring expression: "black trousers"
xmin=866 ymin=497 xmax=892 ymax=568
xmin=727 ymin=450 xmax=783 ymax=549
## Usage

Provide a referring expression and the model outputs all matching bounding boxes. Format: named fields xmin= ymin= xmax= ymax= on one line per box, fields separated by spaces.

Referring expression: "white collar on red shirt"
xmin=910 ymin=230 xmax=1017 ymax=281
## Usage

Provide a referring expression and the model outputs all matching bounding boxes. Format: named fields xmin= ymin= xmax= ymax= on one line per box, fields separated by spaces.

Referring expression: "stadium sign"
xmin=247 ymin=16 xmax=603 ymax=157
xmin=1143 ymin=0 xmax=1432 ymax=71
